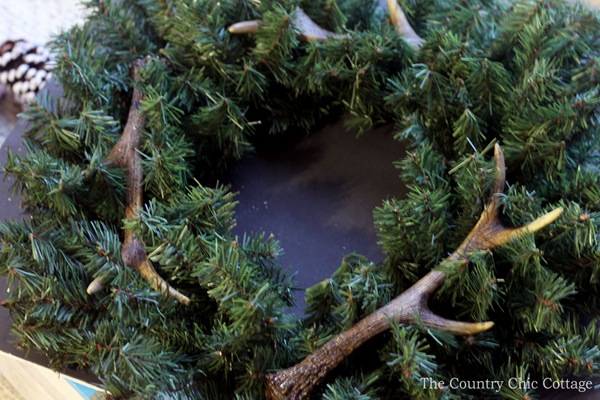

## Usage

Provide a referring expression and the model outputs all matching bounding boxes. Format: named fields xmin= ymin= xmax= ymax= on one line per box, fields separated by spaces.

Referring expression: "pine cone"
xmin=0 ymin=39 xmax=53 ymax=104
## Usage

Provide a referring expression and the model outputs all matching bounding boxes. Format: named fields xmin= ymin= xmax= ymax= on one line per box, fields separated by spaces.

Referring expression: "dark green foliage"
xmin=380 ymin=322 xmax=437 ymax=395
xmin=322 ymin=372 xmax=380 ymax=400
xmin=303 ymin=254 xmax=394 ymax=331
xmin=2 ymin=0 xmax=600 ymax=399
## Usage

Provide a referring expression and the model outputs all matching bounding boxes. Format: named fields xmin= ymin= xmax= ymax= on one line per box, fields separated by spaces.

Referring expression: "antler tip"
xmin=521 ymin=206 xmax=564 ymax=234
xmin=172 ymin=289 xmax=191 ymax=305
xmin=471 ymin=321 xmax=494 ymax=334
xmin=494 ymin=142 xmax=501 ymax=157
xmin=452 ymin=320 xmax=495 ymax=335
xmin=229 ymin=21 xmax=262 ymax=34
xmin=141 ymin=266 xmax=191 ymax=305
xmin=86 ymin=277 xmax=106 ymax=295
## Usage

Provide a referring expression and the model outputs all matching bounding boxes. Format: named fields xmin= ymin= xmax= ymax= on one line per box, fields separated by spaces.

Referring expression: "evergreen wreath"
xmin=1 ymin=0 xmax=600 ymax=399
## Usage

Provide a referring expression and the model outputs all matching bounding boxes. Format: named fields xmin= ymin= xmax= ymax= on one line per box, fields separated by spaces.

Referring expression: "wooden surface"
xmin=0 ymin=352 xmax=103 ymax=400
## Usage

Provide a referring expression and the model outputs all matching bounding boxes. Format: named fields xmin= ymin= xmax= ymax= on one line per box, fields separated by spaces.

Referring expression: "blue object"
xmin=65 ymin=377 xmax=99 ymax=399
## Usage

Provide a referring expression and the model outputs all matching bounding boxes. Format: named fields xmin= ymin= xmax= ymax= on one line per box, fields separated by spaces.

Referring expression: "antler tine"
xmin=492 ymin=143 xmax=506 ymax=195
xmin=293 ymin=8 xmax=346 ymax=42
xmin=228 ymin=20 xmax=267 ymax=35
xmin=229 ymin=7 xmax=344 ymax=42
xmin=420 ymin=307 xmax=494 ymax=335
xmin=264 ymin=144 xmax=563 ymax=400
xmin=87 ymin=262 xmax=190 ymax=305
xmin=85 ymin=58 xmax=190 ymax=306
xmin=380 ymin=0 xmax=424 ymax=50
xmin=87 ymin=276 xmax=107 ymax=294
xmin=229 ymin=2 xmax=424 ymax=48
xmin=450 ymin=144 xmax=564 ymax=259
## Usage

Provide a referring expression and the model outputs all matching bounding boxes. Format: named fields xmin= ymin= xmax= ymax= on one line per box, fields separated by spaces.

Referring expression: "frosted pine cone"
xmin=0 ymin=39 xmax=53 ymax=104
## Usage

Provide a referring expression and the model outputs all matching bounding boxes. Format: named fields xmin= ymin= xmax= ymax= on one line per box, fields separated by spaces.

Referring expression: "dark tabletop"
xmin=223 ymin=120 xmax=407 ymax=314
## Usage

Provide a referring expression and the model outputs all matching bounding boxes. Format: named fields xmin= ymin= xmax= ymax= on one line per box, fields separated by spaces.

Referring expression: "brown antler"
xmin=229 ymin=7 xmax=345 ymax=42
xmin=378 ymin=0 xmax=424 ymax=49
xmin=264 ymin=144 xmax=563 ymax=400
xmin=229 ymin=1 xmax=423 ymax=49
xmin=86 ymin=58 xmax=190 ymax=305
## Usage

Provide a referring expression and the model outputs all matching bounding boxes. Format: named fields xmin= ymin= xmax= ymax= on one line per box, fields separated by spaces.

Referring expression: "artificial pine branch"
xmin=86 ymin=57 xmax=190 ymax=305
